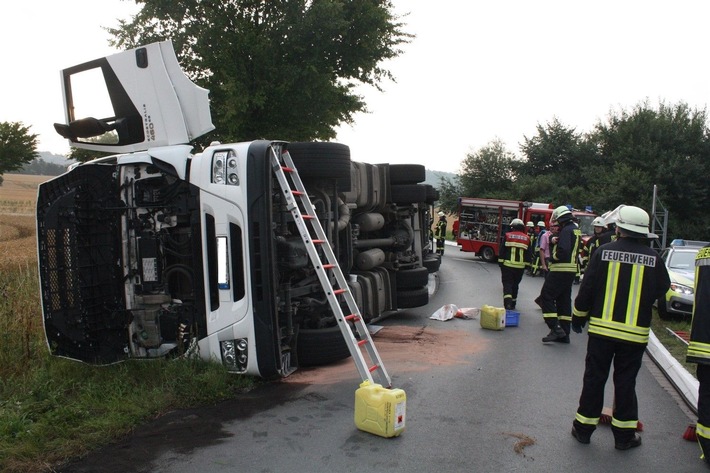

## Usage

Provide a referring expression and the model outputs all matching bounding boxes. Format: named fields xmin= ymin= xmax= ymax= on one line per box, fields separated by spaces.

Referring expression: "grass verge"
xmin=0 ymin=263 xmax=256 ymax=473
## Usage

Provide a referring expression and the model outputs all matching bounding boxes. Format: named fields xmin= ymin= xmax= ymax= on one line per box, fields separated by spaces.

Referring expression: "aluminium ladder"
xmin=270 ymin=145 xmax=392 ymax=388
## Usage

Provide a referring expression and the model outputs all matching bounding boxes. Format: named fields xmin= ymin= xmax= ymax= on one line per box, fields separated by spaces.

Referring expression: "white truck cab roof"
xmin=54 ymin=41 xmax=214 ymax=153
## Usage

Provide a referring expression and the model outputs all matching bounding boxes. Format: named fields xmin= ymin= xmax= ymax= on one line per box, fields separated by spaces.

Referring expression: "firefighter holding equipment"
xmin=686 ymin=243 xmax=710 ymax=465
xmin=499 ymin=218 xmax=530 ymax=310
xmin=569 ymin=205 xmax=670 ymax=450
xmin=435 ymin=211 xmax=447 ymax=256
xmin=539 ymin=206 xmax=582 ymax=343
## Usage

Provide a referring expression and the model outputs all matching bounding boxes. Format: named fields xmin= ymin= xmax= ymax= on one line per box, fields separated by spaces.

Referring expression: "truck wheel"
xmin=287 ymin=142 xmax=352 ymax=190
xmin=425 ymin=184 xmax=439 ymax=204
xmin=390 ymin=184 xmax=427 ymax=204
xmin=396 ymin=267 xmax=429 ymax=289
xmin=480 ymin=246 xmax=497 ymax=263
xmin=297 ymin=325 xmax=351 ymax=366
xmin=396 ymin=286 xmax=429 ymax=308
xmin=422 ymin=255 xmax=441 ymax=273
xmin=389 ymin=164 xmax=426 ymax=185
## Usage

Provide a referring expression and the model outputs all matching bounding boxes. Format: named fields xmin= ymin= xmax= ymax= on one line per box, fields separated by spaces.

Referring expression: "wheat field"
xmin=0 ymin=174 xmax=48 ymax=270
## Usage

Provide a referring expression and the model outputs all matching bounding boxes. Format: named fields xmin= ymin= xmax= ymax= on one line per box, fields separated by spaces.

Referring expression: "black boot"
xmin=542 ymin=324 xmax=567 ymax=343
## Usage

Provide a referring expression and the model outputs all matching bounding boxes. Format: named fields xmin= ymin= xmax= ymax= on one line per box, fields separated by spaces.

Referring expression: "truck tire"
xmin=390 ymin=184 xmax=427 ymax=204
xmin=287 ymin=142 xmax=352 ymax=190
xmin=389 ymin=164 xmax=426 ymax=185
xmin=425 ymin=184 xmax=439 ymax=204
xmin=422 ymin=255 xmax=441 ymax=273
xmin=396 ymin=286 xmax=429 ymax=308
xmin=396 ymin=267 xmax=429 ymax=289
xmin=480 ymin=246 xmax=497 ymax=263
xmin=297 ymin=325 xmax=351 ymax=366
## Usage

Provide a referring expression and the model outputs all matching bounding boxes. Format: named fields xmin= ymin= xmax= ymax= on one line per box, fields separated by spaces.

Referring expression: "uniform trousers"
xmin=573 ymin=336 xmax=644 ymax=443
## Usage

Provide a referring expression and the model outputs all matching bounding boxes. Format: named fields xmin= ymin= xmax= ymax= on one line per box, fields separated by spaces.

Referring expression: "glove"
xmin=571 ymin=316 xmax=587 ymax=334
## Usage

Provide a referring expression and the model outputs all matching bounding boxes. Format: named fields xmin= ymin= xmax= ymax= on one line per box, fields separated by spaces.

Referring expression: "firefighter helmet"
xmin=552 ymin=205 xmax=572 ymax=222
xmin=537 ymin=221 xmax=545 ymax=228
xmin=511 ymin=218 xmax=525 ymax=229
xmin=526 ymin=221 xmax=534 ymax=228
xmin=616 ymin=205 xmax=650 ymax=237
xmin=592 ymin=217 xmax=606 ymax=228
xmin=438 ymin=211 xmax=445 ymax=217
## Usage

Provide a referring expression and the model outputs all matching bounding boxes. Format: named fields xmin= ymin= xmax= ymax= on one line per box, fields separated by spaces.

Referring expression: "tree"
xmin=107 ymin=0 xmax=412 ymax=147
xmin=436 ymin=175 xmax=462 ymax=214
xmin=0 ymin=121 xmax=39 ymax=185
xmin=458 ymin=138 xmax=517 ymax=198
xmin=590 ymin=100 xmax=710 ymax=239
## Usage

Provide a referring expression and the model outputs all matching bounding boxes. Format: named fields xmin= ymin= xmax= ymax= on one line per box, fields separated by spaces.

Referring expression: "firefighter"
xmin=434 ymin=211 xmax=447 ymax=256
xmin=582 ymin=216 xmax=615 ymax=267
xmin=569 ymin=205 xmax=670 ymax=450
xmin=499 ymin=218 xmax=530 ymax=310
xmin=686 ymin=242 xmax=710 ymax=465
xmin=525 ymin=221 xmax=536 ymax=275
xmin=539 ymin=206 xmax=582 ymax=343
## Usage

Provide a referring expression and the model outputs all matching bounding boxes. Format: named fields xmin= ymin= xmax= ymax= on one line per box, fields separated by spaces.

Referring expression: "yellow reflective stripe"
xmin=603 ymin=262 xmax=619 ymax=319
xmin=611 ymin=417 xmax=638 ymax=429
xmin=559 ymin=315 xmax=572 ymax=322
xmin=506 ymin=242 xmax=528 ymax=249
xmin=588 ymin=319 xmax=649 ymax=344
xmin=575 ymin=412 xmax=599 ymax=426
xmin=625 ymin=264 xmax=644 ymax=326
xmin=549 ymin=263 xmax=577 ymax=272
xmin=543 ymin=312 xmax=558 ymax=319
xmin=688 ymin=341 xmax=710 ymax=361
xmin=697 ymin=422 xmax=710 ymax=440
xmin=573 ymin=308 xmax=588 ymax=318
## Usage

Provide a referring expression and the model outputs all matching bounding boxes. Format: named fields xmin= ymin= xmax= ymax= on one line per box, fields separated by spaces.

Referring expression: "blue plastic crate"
xmin=505 ymin=310 xmax=520 ymax=327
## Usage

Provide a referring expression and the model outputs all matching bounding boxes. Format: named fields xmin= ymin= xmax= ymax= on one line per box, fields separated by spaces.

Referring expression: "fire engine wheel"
xmin=286 ymin=142 xmax=352 ymax=190
xmin=297 ymin=325 xmax=351 ymax=366
xmin=396 ymin=286 xmax=429 ymax=308
xmin=480 ymin=246 xmax=497 ymax=263
xmin=396 ymin=267 xmax=430 ymax=289
xmin=390 ymin=184 xmax=428 ymax=204
xmin=389 ymin=164 xmax=426 ymax=185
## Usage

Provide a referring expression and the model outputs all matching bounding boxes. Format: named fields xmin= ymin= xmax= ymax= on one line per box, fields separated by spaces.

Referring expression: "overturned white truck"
xmin=37 ymin=41 xmax=439 ymax=379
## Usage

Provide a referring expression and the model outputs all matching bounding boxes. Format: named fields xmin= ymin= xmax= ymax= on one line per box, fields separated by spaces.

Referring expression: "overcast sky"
xmin=2 ymin=1 xmax=710 ymax=173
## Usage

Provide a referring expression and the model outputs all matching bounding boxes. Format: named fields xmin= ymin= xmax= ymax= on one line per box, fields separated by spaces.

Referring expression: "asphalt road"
xmin=62 ymin=249 xmax=703 ymax=473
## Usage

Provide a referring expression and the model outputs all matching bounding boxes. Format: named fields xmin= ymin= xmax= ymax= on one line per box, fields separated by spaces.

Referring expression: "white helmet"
xmin=511 ymin=218 xmax=525 ymax=228
xmin=526 ymin=221 xmax=534 ymax=228
xmin=616 ymin=205 xmax=651 ymax=237
xmin=552 ymin=205 xmax=572 ymax=222
xmin=592 ymin=217 xmax=606 ymax=228
xmin=537 ymin=221 xmax=546 ymax=228
xmin=438 ymin=211 xmax=445 ymax=217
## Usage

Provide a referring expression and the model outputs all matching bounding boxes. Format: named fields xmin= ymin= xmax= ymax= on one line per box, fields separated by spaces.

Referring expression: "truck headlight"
xmin=220 ymin=338 xmax=248 ymax=372
xmin=212 ymin=150 xmax=240 ymax=185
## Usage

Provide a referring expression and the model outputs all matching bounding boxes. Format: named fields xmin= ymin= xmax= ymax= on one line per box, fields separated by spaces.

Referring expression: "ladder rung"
xmin=323 ymin=264 xmax=335 ymax=269
xmin=333 ymin=288 xmax=346 ymax=295
xmin=368 ymin=364 xmax=380 ymax=373
xmin=345 ymin=314 xmax=360 ymax=321
xmin=313 ymin=239 xmax=325 ymax=244
xmin=292 ymin=190 xmax=304 ymax=196
xmin=357 ymin=339 xmax=368 ymax=346
xmin=302 ymin=214 xmax=315 ymax=220
xmin=281 ymin=165 xmax=295 ymax=173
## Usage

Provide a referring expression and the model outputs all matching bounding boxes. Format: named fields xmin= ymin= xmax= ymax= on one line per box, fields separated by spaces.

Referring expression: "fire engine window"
xmin=230 ymin=223 xmax=245 ymax=301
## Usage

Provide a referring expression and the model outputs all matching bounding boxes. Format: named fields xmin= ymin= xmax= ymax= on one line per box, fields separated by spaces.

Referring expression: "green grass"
xmin=0 ymin=264 xmax=257 ymax=473
xmin=650 ymin=311 xmax=695 ymax=375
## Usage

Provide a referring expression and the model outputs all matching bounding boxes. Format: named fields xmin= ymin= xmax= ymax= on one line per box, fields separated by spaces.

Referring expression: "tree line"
xmin=438 ymin=101 xmax=710 ymax=242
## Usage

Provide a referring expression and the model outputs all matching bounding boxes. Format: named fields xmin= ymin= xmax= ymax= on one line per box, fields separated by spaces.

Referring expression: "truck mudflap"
xmin=37 ymin=164 xmax=130 ymax=363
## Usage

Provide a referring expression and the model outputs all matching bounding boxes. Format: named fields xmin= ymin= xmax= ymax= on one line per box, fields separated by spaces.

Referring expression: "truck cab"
xmin=37 ymin=41 xmax=438 ymax=378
